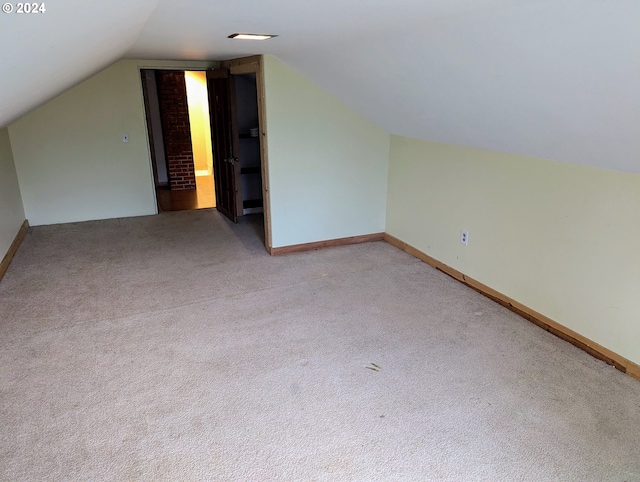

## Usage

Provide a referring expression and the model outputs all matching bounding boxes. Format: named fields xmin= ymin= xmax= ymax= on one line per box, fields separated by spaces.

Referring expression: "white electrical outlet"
xmin=460 ymin=230 xmax=469 ymax=246
xmin=122 ymin=134 xmax=129 ymax=143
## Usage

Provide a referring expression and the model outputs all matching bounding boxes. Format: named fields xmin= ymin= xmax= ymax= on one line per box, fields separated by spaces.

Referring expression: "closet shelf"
xmin=243 ymin=199 xmax=263 ymax=209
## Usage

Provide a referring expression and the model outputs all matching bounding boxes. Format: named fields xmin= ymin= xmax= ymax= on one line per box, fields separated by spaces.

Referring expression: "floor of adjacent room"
xmin=156 ymin=173 xmax=215 ymax=212
xmin=1 ymin=210 xmax=639 ymax=480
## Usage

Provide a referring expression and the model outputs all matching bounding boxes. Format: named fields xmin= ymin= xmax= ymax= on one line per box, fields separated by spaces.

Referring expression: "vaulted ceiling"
xmin=1 ymin=0 xmax=638 ymax=173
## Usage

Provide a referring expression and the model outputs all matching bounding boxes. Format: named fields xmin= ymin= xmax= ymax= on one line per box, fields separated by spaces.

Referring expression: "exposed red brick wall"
xmin=156 ymin=71 xmax=196 ymax=191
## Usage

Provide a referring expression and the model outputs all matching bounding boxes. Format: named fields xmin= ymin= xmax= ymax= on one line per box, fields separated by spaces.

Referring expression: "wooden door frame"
xmin=221 ymin=55 xmax=273 ymax=253
xmin=140 ymin=70 xmax=162 ymax=190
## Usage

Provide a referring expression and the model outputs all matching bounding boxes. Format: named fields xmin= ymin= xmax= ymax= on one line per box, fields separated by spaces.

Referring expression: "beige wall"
xmin=263 ymin=55 xmax=390 ymax=247
xmin=0 ymin=128 xmax=26 ymax=259
xmin=386 ymin=135 xmax=640 ymax=365
xmin=8 ymin=59 xmax=217 ymax=226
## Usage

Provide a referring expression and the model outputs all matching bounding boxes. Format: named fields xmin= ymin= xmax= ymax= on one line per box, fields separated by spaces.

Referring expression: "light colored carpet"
xmin=1 ymin=210 xmax=639 ymax=481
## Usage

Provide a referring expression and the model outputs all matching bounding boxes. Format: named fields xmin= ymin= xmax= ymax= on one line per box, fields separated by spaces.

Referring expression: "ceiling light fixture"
xmin=228 ymin=33 xmax=277 ymax=40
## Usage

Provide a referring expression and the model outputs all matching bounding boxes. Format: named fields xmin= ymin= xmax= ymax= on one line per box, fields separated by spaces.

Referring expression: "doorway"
xmin=141 ymin=69 xmax=216 ymax=212
xmin=140 ymin=57 xmax=272 ymax=252
xmin=235 ymin=73 xmax=263 ymax=216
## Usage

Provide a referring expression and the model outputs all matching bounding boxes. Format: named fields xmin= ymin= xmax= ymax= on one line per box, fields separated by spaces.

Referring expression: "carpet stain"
xmin=365 ymin=363 xmax=381 ymax=372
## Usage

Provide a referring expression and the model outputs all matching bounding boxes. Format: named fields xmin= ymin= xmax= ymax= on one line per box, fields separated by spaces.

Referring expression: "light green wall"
xmin=0 ymin=128 xmax=26 ymax=259
xmin=8 ymin=59 xmax=217 ymax=226
xmin=3 ymin=53 xmax=638 ymax=368
xmin=263 ymin=55 xmax=390 ymax=247
xmin=8 ymin=54 xmax=389 ymax=241
xmin=386 ymin=135 xmax=640 ymax=365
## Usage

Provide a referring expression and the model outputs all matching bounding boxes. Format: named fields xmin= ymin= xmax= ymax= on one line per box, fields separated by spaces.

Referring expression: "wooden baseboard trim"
xmin=271 ymin=232 xmax=385 ymax=256
xmin=384 ymin=233 xmax=640 ymax=383
xmin=0 ymin=220 xmax=29 ymax=282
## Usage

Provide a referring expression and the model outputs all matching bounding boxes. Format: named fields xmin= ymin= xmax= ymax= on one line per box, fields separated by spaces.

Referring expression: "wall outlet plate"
xmin=461 ymin=230 xmax=469 ymax=245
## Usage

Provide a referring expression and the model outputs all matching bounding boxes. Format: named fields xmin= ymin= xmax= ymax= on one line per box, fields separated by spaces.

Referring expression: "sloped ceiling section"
xmin=0 ymin=0 xmax=160 ymax=126
xmin=127 ymin=0 xmax=640 ymax=173
xmin=285 ymin=0 xmax=640 ymax=173
xmin=1 ymin=0 xmax=638 ymax=173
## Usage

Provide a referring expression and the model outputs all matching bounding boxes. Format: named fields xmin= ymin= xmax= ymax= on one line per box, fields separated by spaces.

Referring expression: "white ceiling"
xmin=1 ymin=0 xmax=638 ymax=173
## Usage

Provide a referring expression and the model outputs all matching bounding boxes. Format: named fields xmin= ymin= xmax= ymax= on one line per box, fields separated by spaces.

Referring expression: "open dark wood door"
xmin=207 ymin=68 xmax=242 ymax=222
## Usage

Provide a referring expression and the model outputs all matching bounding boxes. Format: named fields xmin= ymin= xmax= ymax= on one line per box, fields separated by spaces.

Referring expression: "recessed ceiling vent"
xmin=228 ymin=33 xmax=277 ymax=40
